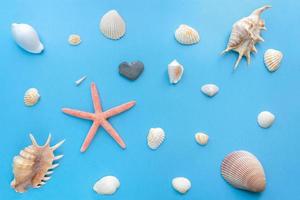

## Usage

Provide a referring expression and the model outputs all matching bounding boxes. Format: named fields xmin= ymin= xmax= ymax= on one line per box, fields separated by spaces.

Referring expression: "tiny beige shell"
xmin=24 ymin=88 xmax=40 ymax=106
xmin=195 ymin=132 xmax=209 ymax=145
xmin=168 ymin=60 xmax=184 ymax=84
xmin=175 ymin=24 xmax=200 ymax=45
xmin=68 ymin=34 xmax=81 ymax=45
xmin=264 ymin=49 xmax=283 ymax=72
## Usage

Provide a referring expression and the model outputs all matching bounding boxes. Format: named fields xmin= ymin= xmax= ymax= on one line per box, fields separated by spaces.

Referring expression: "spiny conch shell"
xmin=168 ymin=60 xmax=184 ymax=84
xmin=195 ymin=132 xmax=209 ymax=145
xmin=201 ymin=84 xmax=219 ymax=97
xmin=100 ymin=10 xmax=126 ymax=40
xmin=175 ymin=24 xmax=200 ymax=45
xmin=93 ymin=176 xmax=120 ymax=195
xmin=11 ymin=134 xmax=65 ymax=193
xmin=172 ymin=177 xmax=191 ymax=194
xmin=264 ymin=49 xmax=283 ymax=72
xmin=221 ymin=150 xmax=266 ymax=192
xmin=68 ymin=34 xmax=81 ymax=45
xmin=24 ymin=88 xmax=40 ymax=106
xmin=257 ymin=111 xmax=275 ymax=128
xmin=11 ymin=23 xmax=44 ymax=54
xmin=147 ymin=128 xmax=165 ymax=150
xmin=222 ymin=5 xmax=271 ymax=69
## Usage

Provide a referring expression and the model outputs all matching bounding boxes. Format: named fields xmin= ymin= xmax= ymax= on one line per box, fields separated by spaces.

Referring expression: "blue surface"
xmin=1 ymin=0 xmax=300 ymax=199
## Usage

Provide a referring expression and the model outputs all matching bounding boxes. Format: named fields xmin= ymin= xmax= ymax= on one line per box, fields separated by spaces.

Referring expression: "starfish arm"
xmin=91 ymin=82 xmax=102 ymax=113
xmin=101 ymin=120 xmax=126 ymax=149
xmin=80 ymin=122 xmax=100 ymax=152
xmin=62 ymin=108 xmax=94 ymax=120
xmin=104 ymin=101 xmax=136 ymax=118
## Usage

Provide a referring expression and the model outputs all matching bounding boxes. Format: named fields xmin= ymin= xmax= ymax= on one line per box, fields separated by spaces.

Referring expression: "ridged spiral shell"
xmin=264 ymin=49 xmax=283 ymax=72
xmin=175 ymin=24 xmax=200 ymax=45
xmin=11 ymin=134 xmax=64 ymax=193
xmin=221 ymin=150 xmax=266 ymax=192
xmin=147 ymin=128 xmax=165 ymax=150
xmin=100 ymin=10 xmax=126 ymax=40
xmin=24 ymin=88 xmax=40 ymax=106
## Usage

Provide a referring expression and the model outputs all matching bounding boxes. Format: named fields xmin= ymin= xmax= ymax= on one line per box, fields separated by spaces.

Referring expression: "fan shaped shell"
xmin=175 ymin=24 xmax=200 ymax=45
xmin=264 ymin=49 xmax=283 ymax=72
xmin=100 ymin=10 xmax=126 ymax=40
xmin=201 ymin=84 xmax=219 ymax=97
xmin=93 ymin=176 xmax=120 ymax=195
xmin=221 ymin=150 xmax=266 ymax=192
xmin=24 ymin=88 xmax=40 ymax=106
xmin=147 ymin=128 xmax=165 ymax=150
xmin=168 ymin=60 xmax=184 ymax=84
xmin=172 ymin=177 xmax=191 ymax=194
xmin=195 ymin=132 xmax=209 ymax=145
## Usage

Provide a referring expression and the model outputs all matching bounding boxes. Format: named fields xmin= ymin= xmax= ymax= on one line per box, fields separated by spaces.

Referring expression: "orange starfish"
xmin=62 ymin=82 xmax=136 ymax=152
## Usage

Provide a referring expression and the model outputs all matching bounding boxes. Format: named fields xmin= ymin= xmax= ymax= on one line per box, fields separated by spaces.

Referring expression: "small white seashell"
xmin=172 ymin=177 xmax=191 ymax=194
xmin=68 ymin=34 xmax=81 ymax=45
xmin=195 ymin=132 xmax=209 ymax=145
xmin=168 ymin=60 xmax=184 ymax=84
xmin=100 ymin=10 xmax=126 ymax=40
xmin=93 ymin=176 xmax=120 ymax=195
xmin=24 ymin=88 xmax=40 ymax=106
xmin=75 ymin=75 xmax=87 ymax=86
xmin=201 ymin=84 xmax=219 ymax=97
xmin=147 ymin=128 xmax=165 ymax=150
xmin=175 ymin=24 xmax=200 ymax=45
xmin=11 ymin=23 xmax=44 ymax=54
xmin=264 ymin=49 xmax=283 ymax=72
xmin=257 ymin=111 xmax=275 ymax=128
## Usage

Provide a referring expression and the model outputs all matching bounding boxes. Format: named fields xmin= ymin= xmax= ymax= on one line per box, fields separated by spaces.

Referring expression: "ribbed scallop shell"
xmin=195 ymin=132 xmax=209 ymax=145
xmin=24 ymin=88 xmax=40 ymax=106
xmin=264 ymin=49 xmax=283 ymax=72
xmin=201 ymin=84 xmax=219 ymax=97
xmin=11 ymin=134 xmax=64 ymax=193
xmin=147 ymin=128 xmax=165 ymax=150
xmin=100 ymin=10 xmax=126 ymax=40
xmin=221 ymin=151 xmax=266 ymax=192
xmin=175 ymin=24 xmax=200 ymax=45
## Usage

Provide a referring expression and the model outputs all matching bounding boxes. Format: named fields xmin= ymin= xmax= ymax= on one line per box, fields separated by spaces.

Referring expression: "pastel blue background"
xmin=0 ymin=0 xmax=299 ymax=199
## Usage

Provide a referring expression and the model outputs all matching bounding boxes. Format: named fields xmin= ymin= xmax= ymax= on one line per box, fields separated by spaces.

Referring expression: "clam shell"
xmin=195 ymin=132 xmax=209 ymax=145
xmin=68 ymin=34 xmax=81 ymax=45
xmin=100 ymin=10 xmax=126 ymax=40
xmin=24 ymin=88 xmax=40 ymax=106
xmin=93 ymin=176 xmax=120 ymax=195
xmin=175 ymin=24 xmax=200 ymax=45
xmin=264 ymin=49 xmax=283 ymax=72
xmin=201 ymin=84 xmax=219 ymax=97
xmin=172 ymin=177 xmax=191 ymax=194
xmin=221 ymin=150 xmax=266 ymax=192
xmin=147 ymin=128 xmax=165 ymax=150
xmin=257 ymin=111 xmax=275 ymax=128
xmin=11 ymin=23 xmax=44 ymax=54
xmin=168 ymin=60 xmax=184 ymax=84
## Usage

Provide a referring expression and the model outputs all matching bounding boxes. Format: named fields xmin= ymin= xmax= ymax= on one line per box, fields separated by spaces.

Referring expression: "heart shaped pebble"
xmin=119 ymin=61 xmax=144 ymax=80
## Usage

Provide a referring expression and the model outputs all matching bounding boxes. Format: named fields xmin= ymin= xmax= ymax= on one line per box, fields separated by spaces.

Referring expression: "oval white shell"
xmin=172 ymin=177 xmax=191 ymax=194
xmin=264 ymin=49 xmax=283 ymax=72
xmin=201 ymin=84 xmax=219 ymax=97
xmin=147 ymin=128 xmax=165 ymax=150
xmin=11 ymin=23 xmax=44 ymax=54
xmin=257 ymin=111 xmax=275 ymax=128
xmin=168 ymin=60 xmax=184 ymax=84
xmin=68 ymin=34 xmax=81 ymax=45
xmin=221 ymin=150 xmax=266 ymax=192
xmin=24 ymin=88 xmax=40 ymax=106
xmin=93 ymin=176 xmax=120 ymax=195
xmin=100 ymin=10 xmax=126 ymax=40
xmin=175 ymin=24 xmax=200 ymax=45
xmin=195 ymin=132 xmax=209 ymax=145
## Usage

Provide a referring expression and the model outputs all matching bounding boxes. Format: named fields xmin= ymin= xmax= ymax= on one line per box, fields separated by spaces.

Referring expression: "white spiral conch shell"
xmin=24 ymin=88 xmax=40 ymax=106
xmin=264 ymin=49 xmax=283 ymax=72
xmin=11 ymin=23 xmax=44 ymax=54
xmin=195 ymin=132 xmax=209 ymax=145
xmin=221 ymin=150 xmax=266 ymax=192
xmin=168 ymin=60 xmax=184 ymax=84
xmin=100 ymin=10 xmax=126 ymax=40
xmin=93 ymin=176 xmax=120 ymax=195
xmin=257 ymin=111 xmax=275 ymax=128
xmin=172 ymin=177 xmax=191 ymax=194
xmin=147 ymin=128 xmax=165 ymax=150
xmin=175 ymin=24 xmax=200 ymax=45
xmin=201 ymin=84 xmax=219 ymax=97
xmin=222 ymin=5 xmax=271 ymax=69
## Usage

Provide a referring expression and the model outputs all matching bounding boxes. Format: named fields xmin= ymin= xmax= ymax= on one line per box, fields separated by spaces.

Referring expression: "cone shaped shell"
xmin=168 ymin=60 xmax=184 ymax=84
xmin=175 ymin=24 xmax=200 ymax=45
xmin=264 ymin=49 xmax=283 ymax=72
xmin=100 ymin=10 xmax=126 ymax=40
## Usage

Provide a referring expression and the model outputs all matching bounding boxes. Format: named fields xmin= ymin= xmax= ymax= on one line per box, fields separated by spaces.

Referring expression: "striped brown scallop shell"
xmin=11 ymin=134 xmax=65 ymax=193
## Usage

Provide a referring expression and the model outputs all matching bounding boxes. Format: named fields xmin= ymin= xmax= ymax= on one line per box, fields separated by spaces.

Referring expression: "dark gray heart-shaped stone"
xmin=119 ymin=61 xmax=144 ymax=80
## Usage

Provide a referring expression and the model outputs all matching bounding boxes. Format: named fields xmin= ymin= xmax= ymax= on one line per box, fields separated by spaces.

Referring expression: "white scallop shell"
xmin=24 ymin=88 xmax=40 ymax=106
xmin=257 ymin=111 xmax=275 ymax=128
xmin=11 ymin=23 xmax=44 ymax=54
xmin=168 ymin=60 xmax=184 ymax=84
xmin=100 ymin=10 xmax=126 ymax=40
xmin=221 ymin=150 xmax=266 ymax=192
xmin=175 ymin=24 xmax=200 ymax=45
xmin=93 ymin=176 xmax=120 ymax=195
xmin=68 ymin=34 xmax=81 ymax=45
xmin=201 ymin=84 xmax=219 ymax=97
xmin=195 ymin=132 xmax=209 ymax=145
xmin=172 ymin=177 xmax=191 ymax=194
xmin=264 ymin=49 xmax=283 ymax=72
xmin=147 ymin=128 xmax=165 ymax=150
